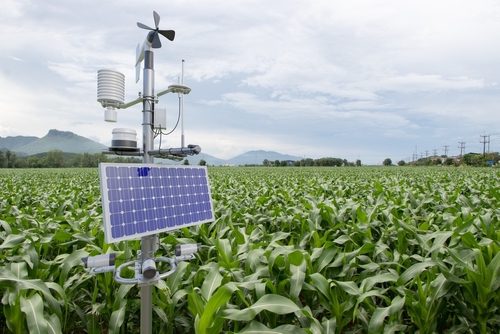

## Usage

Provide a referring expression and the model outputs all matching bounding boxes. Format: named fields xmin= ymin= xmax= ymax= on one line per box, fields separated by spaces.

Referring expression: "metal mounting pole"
xmin=180 ymin=59 xmax=185 ymax=148
xmin=141 ymin=49 xmax=156 ymax=334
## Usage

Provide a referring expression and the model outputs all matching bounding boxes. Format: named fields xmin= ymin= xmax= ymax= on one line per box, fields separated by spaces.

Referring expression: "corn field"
xmin=0 ymin=167 xmax=499 ymax=333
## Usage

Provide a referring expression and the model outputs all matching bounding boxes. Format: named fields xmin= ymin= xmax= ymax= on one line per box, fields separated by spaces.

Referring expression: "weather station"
xmin=88 ymin=11 xmax=214 ymax=334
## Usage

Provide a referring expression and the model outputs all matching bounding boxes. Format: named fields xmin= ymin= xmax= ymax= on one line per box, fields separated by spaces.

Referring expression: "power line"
xmin=443 ymin=145 xmax=449 ymax=156
xmin=458 ymin=141 xmax=465 ymax=157
xmin=480 ymin=135 xmax=490 ymax=156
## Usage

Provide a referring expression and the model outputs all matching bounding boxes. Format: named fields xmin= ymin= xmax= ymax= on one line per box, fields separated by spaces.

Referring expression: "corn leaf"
xmin=289 ymin=259 xmax=306 ymax=300
xmin=487 ymin=251 xmax=500 ymax=291
xmin=368 ymin=296 xmax=405 ymax=333
xmin=109 ymin=299 xmax=127 ymax=334
xmin=9 ymin=262 xmax=28 ymax=279
xmin=224 ymin=294 xmax=300 ymax=321
xmin=239 ymin=320 xmax=306 ymax=333
xmin=0 ymin=268 xmax=61 ymax=317
xmin=46 ymin=314 xmax=62 ymax=334
xmin=201 ymin=266 xmax=223 ymax=301
xmin=20 ymin=294 xmax=48 ymax=334
xmin=0 ymin=234 xmax=25 ymax=249
xmin=310 ymin=273 xmax=331 ymax=298
xmin=334 ymin=280 xmax=360 ymax=296
xmin=361 ymin=272 xmax=398 ymax=292
xmin=0 ymin=219 xmax=12 ymax=234
xmin=322 ymin=318 xmax=336 ymax=334
xmin=60 ymin=249 xmax=89 ymax=284
xmin=399 ymin=261 xmax=436 ymax=285
xmin=197 ymin=283 xmax=237 ymax=334
xmin=167 ymin=260 xmax=189 ymax=293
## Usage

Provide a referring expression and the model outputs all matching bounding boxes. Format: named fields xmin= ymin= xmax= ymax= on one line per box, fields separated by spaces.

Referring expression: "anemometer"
xmin=90 ymin=11 xmax=214 ymax=334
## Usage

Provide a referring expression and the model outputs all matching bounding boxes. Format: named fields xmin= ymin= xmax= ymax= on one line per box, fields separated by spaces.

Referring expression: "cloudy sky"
xmin=1 ymin=0 xmax=499 ymax=164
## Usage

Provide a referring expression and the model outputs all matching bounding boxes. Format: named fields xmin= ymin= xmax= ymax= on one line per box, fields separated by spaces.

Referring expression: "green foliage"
xmin=0 ymin=150 xmax=16 ymax=168
xmin=461 ymin=152 xmax=500 ymax=167
xmin=0 ymin=150 xmax=142 ymax=168
xmin=410 ymin=152 xmax=499 ymax=167
xmin=264 ymin=157 xmax=358 ymax=167
xmin=0 ymin=167 xmax=499 ymax=333
xmin=444 ymin=157 xmax=454 ymax=165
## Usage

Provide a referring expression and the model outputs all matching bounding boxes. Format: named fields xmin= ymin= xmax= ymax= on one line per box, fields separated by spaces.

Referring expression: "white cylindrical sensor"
xmin=111 ymin=128 xmax=137 ymax=149
xmin=142 ymin=258 xmax=157 ymax=279
xmin=175 ymin=243 xmax=200 ymax=256
xmin=82 ymin=253 xmax=116 ymax=268
xmin=97 ymin=69 xmax=125 ymax=107
xmin=104 ymin=107 xmax=117 ymax=122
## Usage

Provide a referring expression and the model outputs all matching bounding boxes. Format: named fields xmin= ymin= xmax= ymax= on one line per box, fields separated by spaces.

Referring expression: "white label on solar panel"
xmin=99 ymin=163 xmax=215 ymax=243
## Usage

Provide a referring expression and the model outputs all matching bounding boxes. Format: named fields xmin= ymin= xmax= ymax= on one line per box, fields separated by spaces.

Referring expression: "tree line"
xmin=389 ymin=152 xmax=500 ymax=167
xmin=262 ymin=157 xmax=362 ymax=167
xmin=0 ymin=150 xmax=141 ymax=168
xmin=3 ymin=149 xmax=497 ymax=168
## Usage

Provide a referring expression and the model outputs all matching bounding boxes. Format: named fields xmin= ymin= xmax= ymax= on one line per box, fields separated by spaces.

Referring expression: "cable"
xmin=160 ymin=99 xmax=181 ymax=136
xmin=158 ymin=130 xmax=163 ymax=151
xmin=149 ymin=94 xmax=182 ymax=155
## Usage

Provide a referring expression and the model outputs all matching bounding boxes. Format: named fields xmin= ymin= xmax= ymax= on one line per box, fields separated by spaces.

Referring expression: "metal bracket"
xmin=84 ymin=246 xmax=198 ymax=286
xmin=149 ymin=144 xmax=201 ymax=158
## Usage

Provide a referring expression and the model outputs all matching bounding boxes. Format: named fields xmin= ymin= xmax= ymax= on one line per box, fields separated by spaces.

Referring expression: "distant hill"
xmin=173 ymin=150 xmax=301 ymax=166
xmin=185 ymin=152 xmax=226 ymax=166
xmin=12 ymin=129 xmax=107 ymax=155
xmin=1 ymin=130 xmax=302 ymax=165
xmin=0 ymin=135 xmax=38 ymax=151
xmin=226 ymin=150 xmax=301 ymax=165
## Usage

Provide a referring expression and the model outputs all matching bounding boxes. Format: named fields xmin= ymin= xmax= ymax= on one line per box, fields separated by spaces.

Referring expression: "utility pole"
xmin=480 ymin=135 xmax=489 ymax=156
xmin=433 ymin=149 xmax=438 ymax=157
xmin=425 ymin=150 xmax=429 ymax=158
xmin=443 ymin=145 xmax=449 ymax=157
xmin=458 ymin=141 xmax=465 ymax=157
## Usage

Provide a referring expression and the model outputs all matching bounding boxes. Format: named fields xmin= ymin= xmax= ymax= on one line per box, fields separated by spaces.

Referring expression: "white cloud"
xmin=1 ymin=0 xmax=500 ymax=164
xmin=371 ymin=74 xmax=485 ymax=92
xmin=0 ymin=0 xmax=28 ymax=19
xmin=8 ymin=56 xmax=24 ymax=62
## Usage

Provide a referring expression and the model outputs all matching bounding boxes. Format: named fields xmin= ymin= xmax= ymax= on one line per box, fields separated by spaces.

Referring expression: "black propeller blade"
xmin=137 ymin=11 xmax=175 ymax=48
xmin=159 ymin=30 xmax=175 ymax=41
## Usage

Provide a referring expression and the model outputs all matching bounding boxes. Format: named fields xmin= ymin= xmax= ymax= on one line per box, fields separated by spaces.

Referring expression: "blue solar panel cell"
xmin=99 ymin=163 xmax=214 ymax=243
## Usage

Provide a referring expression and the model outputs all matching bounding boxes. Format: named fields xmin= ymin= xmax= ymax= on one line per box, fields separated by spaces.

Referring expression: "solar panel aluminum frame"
xmin=99 ymin=163 xmax=215 ymax=243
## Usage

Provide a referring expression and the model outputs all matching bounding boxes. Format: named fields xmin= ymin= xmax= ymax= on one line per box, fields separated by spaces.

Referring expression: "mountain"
xmin=227 ymin=150 xmax=301 ymax=165
xmin=2 ymin=130 xmax=302 ymax=165
xmin=13 ymin=129 xmax=107 ymax=155
xmin=180 ymin=150 xmax=302 ymax=166
xmin=185 ymin=152 xmax=226 ymax=166
xmin=0 ymin=135 xmax=38 ymax=151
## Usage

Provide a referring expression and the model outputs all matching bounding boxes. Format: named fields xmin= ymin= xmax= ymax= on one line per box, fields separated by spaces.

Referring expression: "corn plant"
xmin=0 ymin=167 xmax=499 ymax=333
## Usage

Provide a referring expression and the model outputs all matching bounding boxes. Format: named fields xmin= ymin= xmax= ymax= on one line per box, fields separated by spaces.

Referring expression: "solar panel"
xmin=99 ymin=163 xmax=214 ymax=243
